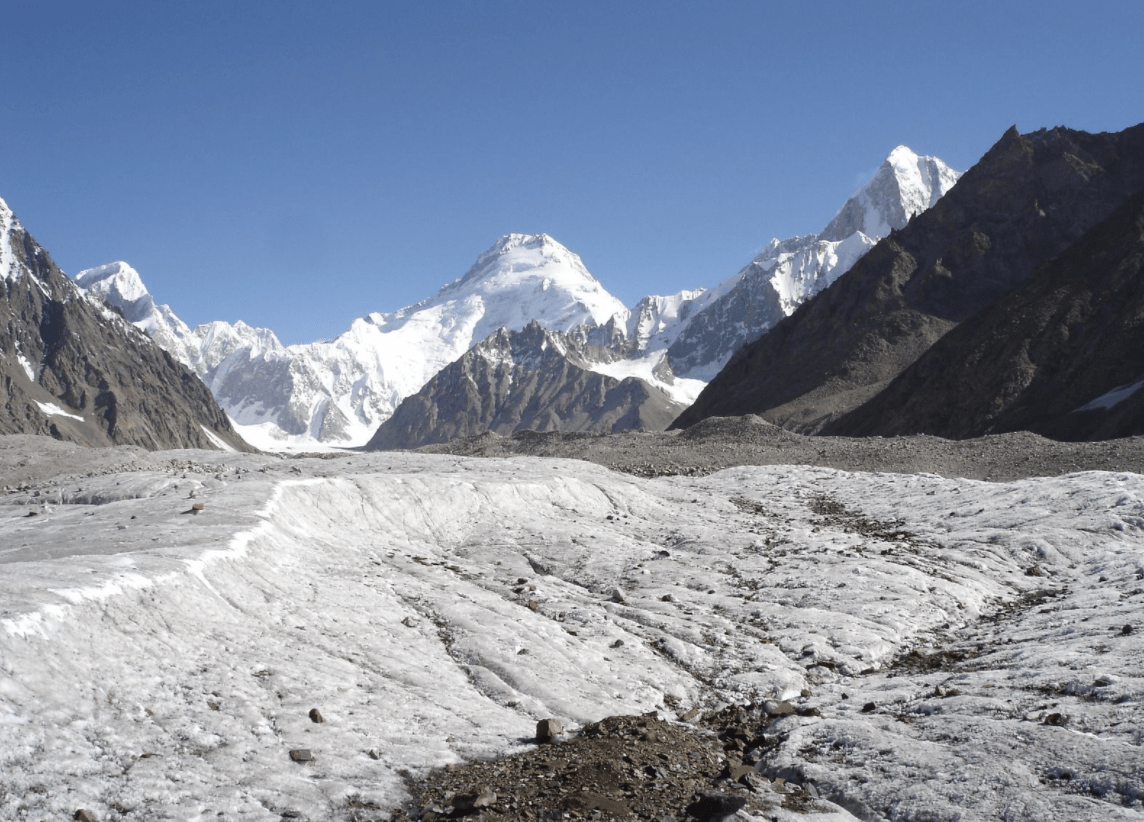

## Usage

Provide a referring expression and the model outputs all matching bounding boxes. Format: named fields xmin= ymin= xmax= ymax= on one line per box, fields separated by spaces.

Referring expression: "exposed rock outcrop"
xmin=366 ymin=322 xmax=686 ymax=450
xmin=829 ymin=187 xmax=1144 ymax=440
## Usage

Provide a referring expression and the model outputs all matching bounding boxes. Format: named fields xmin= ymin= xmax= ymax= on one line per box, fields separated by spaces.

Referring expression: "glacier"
xmin=0 ymin=445 xmax=1140 ymax=820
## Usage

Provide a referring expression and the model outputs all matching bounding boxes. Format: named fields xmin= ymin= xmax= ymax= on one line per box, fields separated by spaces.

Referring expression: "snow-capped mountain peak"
xmin=1 ymin=196 xmax=23 ymax=283
xmin=650 ymin=146 xmax=962 ymax=379
xmin=420 ymin=232 xmax=627 ymax=334
xmin=75 ymin=262 xmax=156 ymax=326
xmin=820 ymin=145 xmax=960 ymax=242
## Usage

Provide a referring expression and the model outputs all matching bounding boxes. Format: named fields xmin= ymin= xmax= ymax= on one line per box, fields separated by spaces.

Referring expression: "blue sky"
xmin=3 ymin=1 xmax=1142 ymax=344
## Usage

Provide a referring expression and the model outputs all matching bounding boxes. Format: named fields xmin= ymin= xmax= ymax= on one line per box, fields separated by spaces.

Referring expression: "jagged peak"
xmin=819 ymin=146 xmax=960 ymax=243
xmin=74 ymin=261 xmax=158 ymax=324
xmin=76 ymin=261 xmax=151 ymax=302
xmin=0 ymin=196 xmax=16 ymax=283
xmin=452 ymin=232 xmax=595 ymax=290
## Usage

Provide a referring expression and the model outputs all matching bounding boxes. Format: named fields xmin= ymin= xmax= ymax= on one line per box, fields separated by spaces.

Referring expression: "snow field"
xmin=0 ymin=454 xmax=1141 ymax=821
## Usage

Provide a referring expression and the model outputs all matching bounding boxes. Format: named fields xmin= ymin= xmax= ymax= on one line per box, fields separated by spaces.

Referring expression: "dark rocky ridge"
xmin=830 ymin=188 xmax=1144 ymax=440
xmin=367 ymin=322 xmax=686 ymax=450
xmin=0 ymin=204 xmax=250 ymax=451
xmin=672 ymin=123 xmax=1144 ymax=436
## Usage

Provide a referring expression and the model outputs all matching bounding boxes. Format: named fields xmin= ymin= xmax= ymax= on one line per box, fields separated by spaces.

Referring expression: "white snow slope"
xmin=0 ymin=196 xmax=18 ymax=284
xmin=1 ymin=450 xmax=1141 ymax=821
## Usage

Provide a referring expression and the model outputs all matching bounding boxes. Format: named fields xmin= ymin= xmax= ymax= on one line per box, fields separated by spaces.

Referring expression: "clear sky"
xmin=3 ymin=0 xmax=1141 ymax=344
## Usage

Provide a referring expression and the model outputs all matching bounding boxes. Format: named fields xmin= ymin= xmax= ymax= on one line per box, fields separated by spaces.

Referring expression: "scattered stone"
xmin=402 ymin=616 xmax=418 ymax=627
xmin=527 ymin=600 xmax=539 ymax=611
xmin=686 ymin=792 xmax=747 ymax=822
xmin=368 ymin=748 xmax=382 ymax=760
xmin=452 ymin=785 xmax=497 ymax=811
xmin=289 ymin=749 xmax=313 ymax=762
xmin=1025 ymin=565 xmax=1043 ymax=577
xmin=1121 ymin=624 xmax=1134 ymax=636
xmin=308 ymin=708 xmax=324 ymax=723
xmin=611 ymin=587 xmax=627 ymax=604
xmin=765 ymin=701 xmax=796 ymax=717
xmin=74 ymin=811 xmax=96 ymax=822
xmin=191 ymin=502 xmax=204 ymax=512
xmin=536 ymin=717 xmax=566 ymax=741
xmin=1044 ymin=712 xmax=1068 ymax=727
xmin=724 ymin=761 xmax=755 ymax=783
xmin=610 ymin=639 xmax=624 ymax=648
xmin=861 ymin=702 xmax=877 ymax=713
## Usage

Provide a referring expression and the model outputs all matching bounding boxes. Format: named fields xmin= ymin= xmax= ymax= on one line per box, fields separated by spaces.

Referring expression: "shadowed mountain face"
xmin=671 ymin=123 xmax=1144 ymax=435
xmin=828 ymin=188 xmax=1144 ymax=440
xmin=366 ymin=322 xmax=686 ymax=450
xmin=0 ymin=199 xmax=250 ymax=451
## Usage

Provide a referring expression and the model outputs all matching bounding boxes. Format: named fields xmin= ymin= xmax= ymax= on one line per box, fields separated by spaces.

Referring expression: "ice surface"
xmin=586 ymin=349 xmax=707 ymax=406
xmin=1075 ymin=377 xmax=1144 ymax=412
xmin=33 ymin=401 xmax=84 ymax=421
xmin=0 ymin=451 xmax=1140 ymax=820
xmin=16 ymin=352 xmax=36 ymax=382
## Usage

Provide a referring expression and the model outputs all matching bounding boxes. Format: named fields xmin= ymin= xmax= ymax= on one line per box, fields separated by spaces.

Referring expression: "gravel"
xmin=415 ymin=415 xmax=1144 ymax=482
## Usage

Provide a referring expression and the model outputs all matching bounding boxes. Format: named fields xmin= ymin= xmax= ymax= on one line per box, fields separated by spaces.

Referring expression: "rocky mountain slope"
xmin=830 ymin=187 xmax=1144 ymax=440
xmin=366 ymin=322 xmax=688 ymax=450
xmin=673 ymin=123 xmax=1144 ymax=434
xmin=0 ymin=198 xmax=249 ymax=451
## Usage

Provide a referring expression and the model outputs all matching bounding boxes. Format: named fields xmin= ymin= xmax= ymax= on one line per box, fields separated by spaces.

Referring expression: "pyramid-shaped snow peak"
xmin=431 ymin=233 xmax=627 ymax=330
xmin=75 ymin=262 xmax=156 ymax=324
xmin=820 ymin=146 xmax=961 ymax=242
xmin=375 ymin=232 xmax=629 ymax=343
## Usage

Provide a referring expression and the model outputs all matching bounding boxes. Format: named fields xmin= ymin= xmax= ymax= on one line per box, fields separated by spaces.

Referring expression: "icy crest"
xmin=0 ymin=196 xmax=19 ymax=283
xmin=821 ymin=145 xmax=960 ymax=242
xmin=626 ymin=288 xmax=709 ymax=348
xmin=385 ymin=232 xmax=629 ymax=341
xmin=646 ymin=147 xmax=962 ymax=377
xmin=756 ymin=145 xmax=959 ymax=310
xmin=75 ymin=262 xmax=156 ymax=326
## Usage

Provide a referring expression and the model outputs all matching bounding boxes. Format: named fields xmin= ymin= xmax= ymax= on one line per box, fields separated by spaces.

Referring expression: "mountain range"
xmin=6 ymin=123 xmax=1144 ymax=453
xmin=70 ymin=146 xmax=959 ymax=451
